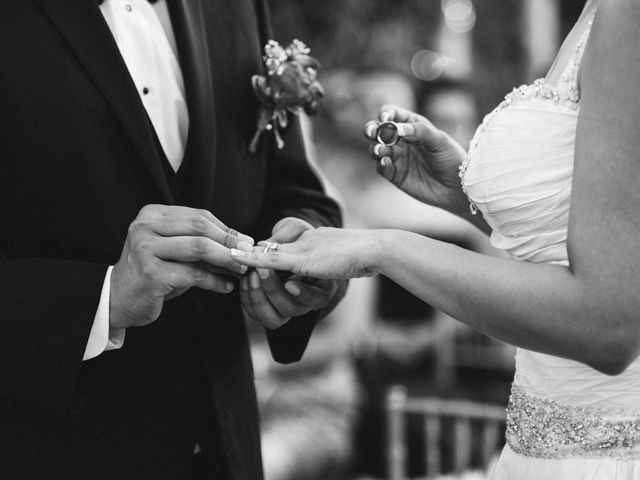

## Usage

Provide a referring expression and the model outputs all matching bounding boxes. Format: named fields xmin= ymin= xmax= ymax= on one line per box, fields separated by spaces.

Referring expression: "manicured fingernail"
xmin=381 ymin=156 xmax=391 ymax=167
xmin=380 ymin=112 xmax=392 ymax=122
xmin=230 ymin=248 xmax=245 ymax=257
xmin=239 ymin=234 xmax=255 ymax=246
xmin=366 ymin=123 xmax=377 ymax=138
xmin=397 ymin=123 xmax=414 ymax=137
xmin=250 ymin=272 xmax=260 ymax=289
xmin=239 ymin=265 xmax=248 ymax=274
xmin=225 ymin=281 xmax=234 ymax=292
xmin=237 ymin=241 xmax=253 ymax=252
xmin=257 ymin=268 xmax=269 ymax=280
xmin=284 ymin=282 xmax=300 ymax=297
xmin=373 ymin=144 xmax=384 ymax=156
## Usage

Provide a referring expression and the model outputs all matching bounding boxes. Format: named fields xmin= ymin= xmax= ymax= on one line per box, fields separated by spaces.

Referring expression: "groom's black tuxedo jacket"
xmin=0 ymin=1 xmax=342 ymax=478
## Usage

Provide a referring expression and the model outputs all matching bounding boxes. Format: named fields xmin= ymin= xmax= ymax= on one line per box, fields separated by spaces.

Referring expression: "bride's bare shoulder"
xmin=583 ymin=0 xmax=640 ymax=71
xmin=595 ymin=0 xmax=640 ymax=30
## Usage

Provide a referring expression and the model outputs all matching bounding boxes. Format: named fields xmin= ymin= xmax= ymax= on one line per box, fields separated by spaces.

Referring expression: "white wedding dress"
xmin=460 ymin=2 xmax=640 ymax=478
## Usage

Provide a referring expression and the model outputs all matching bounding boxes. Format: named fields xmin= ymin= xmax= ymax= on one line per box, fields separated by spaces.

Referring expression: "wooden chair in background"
xmin=385 ymin=385 xmax=506 ymax=480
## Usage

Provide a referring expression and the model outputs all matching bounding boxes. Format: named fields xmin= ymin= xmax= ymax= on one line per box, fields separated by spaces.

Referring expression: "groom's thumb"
xmin=268 ymin=217 xmax=314 ymax=243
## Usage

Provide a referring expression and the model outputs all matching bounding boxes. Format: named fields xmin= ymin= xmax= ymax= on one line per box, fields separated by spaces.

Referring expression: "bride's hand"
xmin=365 ymin=104 xmax=469 ymax=214
xmin=230 ymin=227 xmax=382 ymax=280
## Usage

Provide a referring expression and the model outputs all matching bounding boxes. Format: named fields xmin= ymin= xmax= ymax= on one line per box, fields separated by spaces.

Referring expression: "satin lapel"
xmin=35 ymin=0 xmax=175 ymax=203
xmin=168 ymin=0 xmax=217 ymax=209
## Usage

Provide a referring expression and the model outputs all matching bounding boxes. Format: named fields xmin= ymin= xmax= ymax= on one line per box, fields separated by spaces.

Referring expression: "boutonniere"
xmin=249 ymin=39 xmax=325 ymax=153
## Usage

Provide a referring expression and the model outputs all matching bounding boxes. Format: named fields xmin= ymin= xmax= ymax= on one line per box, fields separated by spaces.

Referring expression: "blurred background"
xmin=248 ymin=1 xmax=585 ymax=479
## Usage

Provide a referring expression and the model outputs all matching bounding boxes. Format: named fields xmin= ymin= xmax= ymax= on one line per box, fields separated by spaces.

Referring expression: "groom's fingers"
xmin=157 ymin=206 xmax=254 ymax=244
xmin=149 ymin=215 xmax=251 ymax=250
xmin=239 ymin=277 xmax=260 ymax=324
xmin=254 ymin=268 xmax=303 ymax=319
xmin=244 ymin=271 xmax=291 ymax=329
xmin=284 ymin=277 xmax=337 ymax=310
xmin=264 ymin=217 xmax=314 ymax=244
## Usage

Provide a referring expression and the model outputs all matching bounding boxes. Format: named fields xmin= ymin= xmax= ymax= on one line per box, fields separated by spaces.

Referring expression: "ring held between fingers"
xmin=153 ymin=236 xmax=248 ymax=275
xmin=379 ymin=110 xmax=393 ymax=122
xmin=364 ymin=120 xmax=379 ymax=140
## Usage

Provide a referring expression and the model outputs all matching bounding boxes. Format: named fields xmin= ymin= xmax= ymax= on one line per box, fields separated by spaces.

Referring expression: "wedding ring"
xmin=376 ymin=121 xmax=400 ymax=147
xmin=263 ymin=242 xmax=279 ymax=253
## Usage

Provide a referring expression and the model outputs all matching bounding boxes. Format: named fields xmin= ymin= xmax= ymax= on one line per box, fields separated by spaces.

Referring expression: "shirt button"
xmin=125 ymin=4 xmax=132 ymax=11
xmin=142 ymin=87 xmax=149 ymax=95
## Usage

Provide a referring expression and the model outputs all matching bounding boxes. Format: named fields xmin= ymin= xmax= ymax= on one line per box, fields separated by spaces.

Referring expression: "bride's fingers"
xmin=379 ymin=105 xmax=398 ymax=122
xmin=379 ymin=104 xmax=424 ymax=124
xmin=230 ymin=247 xmax=298 ymax=273
xmin=370 ymin=142 xmax=393 ymax=161
xmin=364 ymin=120 xmax=379 ymax=141
xmin=397 ymin=121 xmax=446 ymax=147
xmin=376 ymin=157 xmax=397 ymax=183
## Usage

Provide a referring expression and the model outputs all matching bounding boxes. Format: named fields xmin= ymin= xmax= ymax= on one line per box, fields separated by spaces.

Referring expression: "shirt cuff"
xmin=83 ymin=266 xmax=126 ymax=361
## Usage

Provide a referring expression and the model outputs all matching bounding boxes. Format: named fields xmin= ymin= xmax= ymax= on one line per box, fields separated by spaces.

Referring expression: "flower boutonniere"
xmin=249 ymin=39 xmax=325 ymax=153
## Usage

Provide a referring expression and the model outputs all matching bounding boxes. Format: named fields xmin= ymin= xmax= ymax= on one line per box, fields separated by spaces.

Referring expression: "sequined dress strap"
xmin=554 ymin=14 xmax=594 ymax=99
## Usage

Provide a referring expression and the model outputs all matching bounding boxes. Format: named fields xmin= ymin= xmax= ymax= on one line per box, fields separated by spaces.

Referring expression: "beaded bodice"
xmin=460 ymin=9 xmax=640 ymax=461
xmin=459 ymin=14 xmax=594 ymax=264
xmin=459 ymin=16 xmax=590 ymax=222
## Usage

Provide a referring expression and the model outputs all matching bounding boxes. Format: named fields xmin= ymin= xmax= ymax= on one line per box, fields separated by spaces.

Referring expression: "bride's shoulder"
xmin=578 ymin=0 xmax=640 ymax=120
xmin=594 ymin=0 xmax=640 ymax=31
xmin=583 ymin=0 xmax=640 ymax=64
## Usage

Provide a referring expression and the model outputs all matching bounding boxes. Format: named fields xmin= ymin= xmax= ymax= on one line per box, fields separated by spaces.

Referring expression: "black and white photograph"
xmin=1 ymin=0 xmax=638 ymax=479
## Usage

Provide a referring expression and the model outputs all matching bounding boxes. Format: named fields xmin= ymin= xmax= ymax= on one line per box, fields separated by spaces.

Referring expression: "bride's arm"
xmin=231 ymin=0 xmax=640 ymax=375
xmin=372 ymin=0 xmax=640 ymax=375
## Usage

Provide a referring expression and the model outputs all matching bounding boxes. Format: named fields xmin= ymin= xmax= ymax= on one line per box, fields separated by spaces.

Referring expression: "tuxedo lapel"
xmin=168 ymin=0 xmax=217 ymax=209
xmin=35 ymin=0 xmax=175 ymax=204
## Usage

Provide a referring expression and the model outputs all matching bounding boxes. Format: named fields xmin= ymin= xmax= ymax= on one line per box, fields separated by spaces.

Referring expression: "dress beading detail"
xmin=459 ymin=17 xmax=594 ymax=215
xmin=458 ymin=79 xmax=580 ymax=215
xmin=506 ymin=385 xmax=640 ymax=460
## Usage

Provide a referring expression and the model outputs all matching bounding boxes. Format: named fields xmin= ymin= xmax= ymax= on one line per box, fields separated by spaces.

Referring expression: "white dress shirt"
xmin=83 ymin=0 xmax=189 ymax=360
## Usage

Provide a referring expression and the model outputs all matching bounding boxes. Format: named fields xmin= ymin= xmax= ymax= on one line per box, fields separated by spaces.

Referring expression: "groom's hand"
xmin=110 ymin=204 xmax=253 ymax=330
xmin=239 ymin=218 xmax=339 ymax=329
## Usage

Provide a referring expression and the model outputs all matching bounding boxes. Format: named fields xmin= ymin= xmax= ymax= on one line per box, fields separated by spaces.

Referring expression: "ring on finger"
xmin=263 ymin=242 xmax=280 ymax=253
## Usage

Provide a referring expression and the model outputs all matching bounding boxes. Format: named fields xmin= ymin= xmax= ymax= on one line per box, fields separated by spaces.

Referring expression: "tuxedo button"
xmin=125 ymin=4 xmax=132 ymax=11
xmin=142 ymin=87 xmax=149 ymax=95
